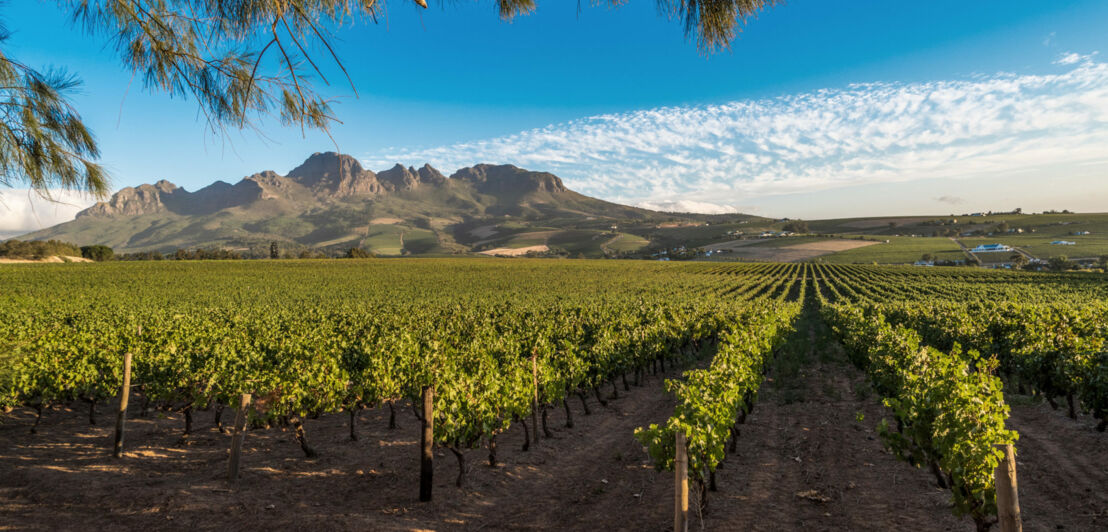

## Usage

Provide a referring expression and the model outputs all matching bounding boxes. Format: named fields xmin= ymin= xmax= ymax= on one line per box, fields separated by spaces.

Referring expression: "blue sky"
xmin=2 ymin=0 xmax=1108 ymax=234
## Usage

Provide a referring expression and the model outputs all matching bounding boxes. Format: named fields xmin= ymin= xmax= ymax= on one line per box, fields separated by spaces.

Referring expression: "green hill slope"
xmin=19 ymin=152 xmax=766 ymax=257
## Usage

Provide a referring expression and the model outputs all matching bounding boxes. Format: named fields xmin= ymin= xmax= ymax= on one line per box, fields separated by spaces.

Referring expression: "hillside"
xmin=18 ymin=152 xmax=1106 ymax=264
xmin=682 ymin=212 xmax=1108 ymax=265
xmin=19 ymin=152 xmax=765 ymax=257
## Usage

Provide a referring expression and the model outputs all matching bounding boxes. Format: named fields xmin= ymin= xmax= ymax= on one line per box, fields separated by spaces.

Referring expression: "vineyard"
xmin=1 ymin=260 xmax=1106 ymax=530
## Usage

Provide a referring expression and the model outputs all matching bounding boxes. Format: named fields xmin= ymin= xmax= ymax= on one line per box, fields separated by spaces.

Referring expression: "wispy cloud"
xmin=634 ymin=200 xmax=739 ymax=214
xmin=0 ymin=190 xmax=95 ymax=237
xmin=1056 ymin=51 xmax=1097 ymax=65
xmin=364 ymin=53 xmax=1108 ymax=213
xmin=934 ymin=195 xmax=965 ymax=205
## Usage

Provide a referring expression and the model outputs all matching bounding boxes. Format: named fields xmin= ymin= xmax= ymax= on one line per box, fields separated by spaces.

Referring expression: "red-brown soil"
xmin=700 ymin=355 xmax=965 ymax=530
xmin=1 ymin=333 xmax=1104 ymax=531
xmin=1004 ymin=400 xmax=1108 ymax=531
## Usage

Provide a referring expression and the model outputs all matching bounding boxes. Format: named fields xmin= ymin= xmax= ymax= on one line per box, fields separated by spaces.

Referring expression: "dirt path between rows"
xmin=1003 ymin=401 xmax=1108 ymax=531
xmin=699 ymin=318 xmax=965 ymax=531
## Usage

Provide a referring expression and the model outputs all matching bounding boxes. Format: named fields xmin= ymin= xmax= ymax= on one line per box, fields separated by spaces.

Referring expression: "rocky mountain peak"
xmin=417 ymin=164 xmax=447 ymax=185
xmin=451 ymin=164 xmax=567 ymax=195
xmin=287 ymin=152 xmax=363 ymax=184
xmin=377 ymin=163 xmax=422 ymax=191
xmin=24 ymin=151 xmax=673 ymax=253
xmin=72 ymin=155 xmax=573 ymax=224
xmin=78 ymin=181 xmax=178 ymax=218
xmin=244 ymin=170 xmax=285 ymax=187
xmin=286 ymin=152 xmax=382 ymax=198
xmin=153 ymin=179 xmax=178 ymax=194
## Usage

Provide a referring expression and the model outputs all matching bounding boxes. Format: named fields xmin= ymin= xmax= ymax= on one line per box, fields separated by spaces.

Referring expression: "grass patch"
xmin=604 ymin=233 xmax=650 ymax=253
xmin=362 ymin=225 xmax=405 ymax=255
xmin=401 ymin=229 xmax=439 ymax=254
xmin=960 ymin=234 xmax=1108 ymax=259
xmin=817 ymin=236 xmax=964 ymax=264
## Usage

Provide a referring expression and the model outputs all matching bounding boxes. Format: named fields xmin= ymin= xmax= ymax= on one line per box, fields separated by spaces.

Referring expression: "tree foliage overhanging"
xmin=3 ymin=0 xmax=776 ymax=198
xmin=0 ymin=29 xmax=107 ymax=197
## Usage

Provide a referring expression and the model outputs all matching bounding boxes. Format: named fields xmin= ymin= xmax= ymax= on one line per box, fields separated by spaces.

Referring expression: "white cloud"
xmin=363 ymin=54 xmax=1108 ymax=211
xmin=1055 ymin=51 xmax=1097 ymax=65
xmin=634 ymin=200 xmax=739 ymax=214
xmin=0 ymin=189 xmax=96 ymax=237
xmin=6 ymin=55 xmax=1108 ymax=227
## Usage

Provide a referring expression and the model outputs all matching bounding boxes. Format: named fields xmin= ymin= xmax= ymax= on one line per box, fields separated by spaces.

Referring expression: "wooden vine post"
xmin=419 ymin=384 xmax=435 ymax=502
xmin=675 ymin=431 xmax=689 ymax=532
xmin=228 ymin=393 xmax=252 ymax=484
xmin=995 ymin=443 xmax=1021 ymax=532
xmin=531 ymin=353 xmax=540 ymax=444
xmin=112 ymin=352 xmax=133 ymax=458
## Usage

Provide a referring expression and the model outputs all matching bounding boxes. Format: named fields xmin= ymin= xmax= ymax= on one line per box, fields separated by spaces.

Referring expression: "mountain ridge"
xmin=23 ymin=152 xmax=753 ymax=257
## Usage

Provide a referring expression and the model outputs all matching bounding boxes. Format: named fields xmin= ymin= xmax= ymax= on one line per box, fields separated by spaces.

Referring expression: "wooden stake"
xmin=112 ymin=352 xmax=132 ymax=458
xmin=995 ymin=443 xmax=1021 ymax=532
xmin=228 ymin=393 xmax=251 ymax=484
xmin=675 ymin=431 xmax=688 ymax=532
xmin=419 ymin=385 xmax=435 ymax=502
xmin=531 ymin=354 xmax=540 ymax=444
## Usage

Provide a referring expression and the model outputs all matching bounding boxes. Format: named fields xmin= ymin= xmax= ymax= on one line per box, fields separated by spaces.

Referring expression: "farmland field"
xmin=816 ymin=236 xmax=966 ymax=264
xmin=704 ymin=236 xmax=882 ymax=262
xmin=958 ymin=234 xmax=1108 ymax=259
xmin=681 ymin=212 xmax=1108 ymax=265
xmin=1 ymin=259 xmax=1106 ymax=531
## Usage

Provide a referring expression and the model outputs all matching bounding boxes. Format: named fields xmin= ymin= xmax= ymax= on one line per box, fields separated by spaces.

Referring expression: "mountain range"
xmin=21 ymin=152 xmax=753 ymax=257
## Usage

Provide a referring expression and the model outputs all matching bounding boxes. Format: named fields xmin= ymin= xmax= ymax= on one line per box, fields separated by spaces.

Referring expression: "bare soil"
xmin=1003 ymin=399 xmax=1108 ymax=531
xmin=788 ymin=240 xmax=879 ymax=253
xmin=1 ymin=326 xmax=1104 ymax=531
xmin=704 ymin=239 xmax=879 ymax=262
xmin=699 ymin=337 xmax=965 ymax=531
xmin=478 ymin=245 xmax=550 ymax=257
xmin=0 ymin=256 xmax=92 ymax=264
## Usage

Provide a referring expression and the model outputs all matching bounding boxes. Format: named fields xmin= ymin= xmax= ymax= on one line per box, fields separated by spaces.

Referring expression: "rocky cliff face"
xmin=75 ymin=154 xmax=574 ymax=220
xmin=451 ymin=164 xmax=567 ymax=196
xmin=25 ymin=151 xmax=672 ymax=254
xmin=417 ymin=164 xmax=448 ymax=186
xmin=287 ymin=152 xmax=383 ymax=198
xmin=376 ymin=164 xmax=420 ymax=191
xmin=243 ymin=170 xmax=299 ymax=201
xmin=77 ymin=180 xmax=179 ymax=218
xmin=376 ymin=163 xmax=447 ymax=191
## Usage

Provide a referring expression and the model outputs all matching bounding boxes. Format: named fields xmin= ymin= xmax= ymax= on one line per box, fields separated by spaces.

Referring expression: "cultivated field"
xmin=680 ymin=212 xmax=1108 ymax=265
xmin=705 ymin=237 xmax=880 ymax=262
xmin=1 ymin=260 xmax=1105 ymax=530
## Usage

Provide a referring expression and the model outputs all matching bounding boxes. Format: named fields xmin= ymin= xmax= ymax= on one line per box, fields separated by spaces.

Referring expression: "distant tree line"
xmin=782 ymin=220 xmax=809 ymax=233
xmin=127 ymin=248 xmax=247 ymax=260
xmin=80 ymin=245 xmax=114 ymax=261
xmin=918 ymin=253 xmax=969 ymax=267
xmin=924 ymin=250 xmax=1108 ymax=272
xmin=0 ymin=239 xmax=390 ymax=261
xmin=0 ymin=239 xmax=82 ymax=260
xmin=1040 ymin=255 xmax=1107 ymax=272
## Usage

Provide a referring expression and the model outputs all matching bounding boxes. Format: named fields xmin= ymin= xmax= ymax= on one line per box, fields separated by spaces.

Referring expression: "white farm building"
xmin=971 ymin=243 xmax=1012 ymax=253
